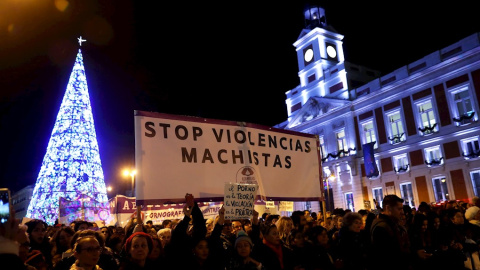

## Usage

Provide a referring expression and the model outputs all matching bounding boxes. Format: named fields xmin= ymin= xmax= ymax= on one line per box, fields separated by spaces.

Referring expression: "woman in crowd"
xmin=146 ymin=235 xmax=164 ymax=265
xmin=304 ymin=225 xmax=342 ymax=270
xmin=156 ymin=228 xmax=171 ymax=249
xmin=335 ymin=212 xmax=367 ymax=270
xmin=275 ymin=216 xmax=294 ymax=248
xmin=119 ymin=232 xmax=156 ymax=270
xmin=408 ymin=213 xmax=435 ymax=270
xmin=25 ymin=219 xmax=53 ymax=269
xmin=50 ymin=226 xmax=75 ymax=267
xmin=250 ymin=211 xmax=301 ymax=270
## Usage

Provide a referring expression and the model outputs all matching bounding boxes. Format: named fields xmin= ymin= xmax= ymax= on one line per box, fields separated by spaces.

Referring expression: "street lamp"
xmin=123 ymin=169 xmax=136 ymax=197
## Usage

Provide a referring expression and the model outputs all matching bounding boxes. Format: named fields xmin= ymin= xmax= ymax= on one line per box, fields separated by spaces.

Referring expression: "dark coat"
xmin=368 ymin=213 xmax=412 ymax=270
xmin=336 ymin=227 xmax=367 ymax=270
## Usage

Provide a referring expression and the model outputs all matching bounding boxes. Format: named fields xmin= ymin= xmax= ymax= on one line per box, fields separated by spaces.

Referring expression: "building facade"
xmin=275 ymin=6 xmax=480 ymax=211
xmin=12 ymin=185 xmax=34 ymax=220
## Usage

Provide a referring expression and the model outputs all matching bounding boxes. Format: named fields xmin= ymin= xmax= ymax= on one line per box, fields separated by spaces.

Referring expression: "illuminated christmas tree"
xmin=26 ymin=37 xmax=108 ymax=225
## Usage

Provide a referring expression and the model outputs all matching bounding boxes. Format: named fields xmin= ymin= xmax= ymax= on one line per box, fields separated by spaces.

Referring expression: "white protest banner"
xmin=224 ymin=183 xmax=258 ymax=220
xmin=134 ymin=111 xmax=322 ymax=205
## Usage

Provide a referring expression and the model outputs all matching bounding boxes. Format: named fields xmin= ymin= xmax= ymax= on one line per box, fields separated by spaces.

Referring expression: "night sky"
xmin=1 ymin=1 xmax=479 ymax=195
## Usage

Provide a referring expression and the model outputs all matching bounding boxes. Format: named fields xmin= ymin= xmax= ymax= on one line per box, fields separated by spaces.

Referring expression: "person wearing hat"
xmin=226 ymin=230 xmax=263 ymax=270
xmin=119 ymin=232 xmax=156 ymax=270
xmin=465 ymin=206 xmax=480 ymax=242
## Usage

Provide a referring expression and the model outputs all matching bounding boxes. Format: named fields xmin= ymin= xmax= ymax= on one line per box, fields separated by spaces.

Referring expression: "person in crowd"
xmin=368 ymin=194 xmax=412 ymax=270
xmin=232 ymin=220 xmax=245 ymax=236
xmin=328 ymin=214 xmax=344 ymax=244
xmin=25 ymin=219 xmax=53 ymax=269
xmin=402 ymin=204 xmax=414 ymax=232
xmin=165 ymin=194 xmax=224 ymax=269
xmin=219 ymin=219 xmax=235 ymax=254
xmin=291 ymin=211 xmax=307 ymax=232
xmin=304 ymin=225 xmax=342 ymax=270
xmin=50 ymin=226 xmax=76 ymax=267
xmin=106 ymin=233 xmax=124 ymax=265
xmin=205 ymin=218 xmax=215 ymax=236
xmin=70 ymin=235 xmax=103 ymax=270
xmin=74 ymin=221 xmax=93 ymax=232
xmin=408 ymin=213 xmax=435 ymax=270
xmin=226 ymin=230 xmax=264 ymax=270
xmin=360 ymin=212 xmax=376 ymax=248
xmin=288 ymin=228 xmax=309 ymax=269
xmin=160 ymin=220 xmax=171 ymax=230
xmin=0 ymin=214 xmax=39 ymax=270
xmin=16 ymin=223 xmax=38 ymax=270
xmin=275 ymin=216 xmax=294 ymax=247
xmin=322 ymin=216 xmax=334 ymax=231
xmin=119 ymin=232 xmax=156 ymax=270
xmin=357 ymin=209 xmax=368 ymax=229
xmin=465 ymin=205 xmax=480 ymax=242
xmin=336 ymin=212 xmax=367 ymax=270
xmin=265 ymin=214 xmax=280 ymax=227
xmin=156 ymin=228 xmax=171 ymax=249
xmin=242 ymin=219 xmax=253 ymax=236
xmin=147 ymin=235 xmax=164 ymax=265
xmin=100 ymin=226 xmax=113 ymax=246
xmin=250 ymin=210 xmax=301 ymax=270
xmin=54 ymin=229 xmax=119 ymax=270
xmin=143 ymin=221 xmax=156 ymax=237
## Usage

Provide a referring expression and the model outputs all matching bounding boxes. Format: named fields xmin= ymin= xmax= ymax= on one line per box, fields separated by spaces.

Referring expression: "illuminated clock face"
xmin=326 ymin=45 xmax=337 ymax=58
xmin=304 ymin=48 xmax=314 ymax=62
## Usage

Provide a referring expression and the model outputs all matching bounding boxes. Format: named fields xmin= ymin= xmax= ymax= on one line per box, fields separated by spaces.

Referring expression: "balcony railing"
xmin=394 ymin=164 xmax=409 ymax=173
xmin=418 ymin=123 xmax=437 ymax=136
xmin=463 ymin=150 xmax=480 ymax=159
xmin=388 ymin=133 xmax=405 ymax=144
xmin=322 ymin=148 xmax=356 ymax=162
xmin=425 ymin=157 xmax=444 ymax=166
xmin=453 ymin=111 xmax=475 ymax=126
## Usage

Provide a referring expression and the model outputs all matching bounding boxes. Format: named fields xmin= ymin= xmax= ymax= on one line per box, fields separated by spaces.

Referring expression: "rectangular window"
xmin=372 ymin=188 xmax=384 ymax=208
xmin=424 ymin=146 xmax=443 ymax=166
xmin=344 ymin=192 xmax=355 ymax=212
xmin=452 ymin=88 xmax=476 ymax=126
xmin=336 ymin=130 xmax=348 ymax=157
xmin=432 ymin=176 xmax=450 ymax=203
xmin=461 ymin=136 xmax=480 ymax=159
xmin=454 ymin=89 xmax=474 ymax=117
xmin=400 ymin=182 xmax=415 ymax=208
xmin=394 ymin=154 xmax=409 ymax=173
xmin=362 ymin=121 xmax=377 ymax=148
xmin=388 ymin=111 xmax=405 ymax=144
xmin=471 ymin=170 xmax=480 ymax=197
xmin=418 ymin=100 xmax=438 ymax=135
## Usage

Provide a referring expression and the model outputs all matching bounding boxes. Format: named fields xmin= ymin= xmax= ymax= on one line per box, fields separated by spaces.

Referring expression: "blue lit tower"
xmin=26 ymin=37 xmax=108 ymax=225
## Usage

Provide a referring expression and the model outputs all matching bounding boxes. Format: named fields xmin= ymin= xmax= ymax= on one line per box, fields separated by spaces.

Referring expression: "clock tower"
xmin=285 ymin=5 xmax=347 ymax=120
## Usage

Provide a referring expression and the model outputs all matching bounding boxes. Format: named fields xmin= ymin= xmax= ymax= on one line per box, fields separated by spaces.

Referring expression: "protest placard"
xmin=224 ymin=182 xmax=258 ymax=220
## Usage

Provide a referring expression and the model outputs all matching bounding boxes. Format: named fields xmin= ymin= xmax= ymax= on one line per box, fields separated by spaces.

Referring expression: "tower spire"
xmin=26 ymin=45 xmax=108 ymax=225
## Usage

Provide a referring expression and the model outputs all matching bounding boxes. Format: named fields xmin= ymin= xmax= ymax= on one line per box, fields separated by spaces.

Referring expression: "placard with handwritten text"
xmin=224 ymin=183 xmax=258 ymax=220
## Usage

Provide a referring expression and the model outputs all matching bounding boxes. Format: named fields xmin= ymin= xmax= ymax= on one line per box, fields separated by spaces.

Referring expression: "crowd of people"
xmin=2 ymin=194 xmax=480 ymax=270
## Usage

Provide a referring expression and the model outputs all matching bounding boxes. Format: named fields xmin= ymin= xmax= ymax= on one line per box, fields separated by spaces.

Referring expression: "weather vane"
xmin=78 ymin=36 xmax=87 ymax=46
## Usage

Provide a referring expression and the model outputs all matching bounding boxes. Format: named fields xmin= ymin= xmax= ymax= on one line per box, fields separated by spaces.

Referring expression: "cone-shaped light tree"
xmin=27 ymin=39 xmax=108 ymax=225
